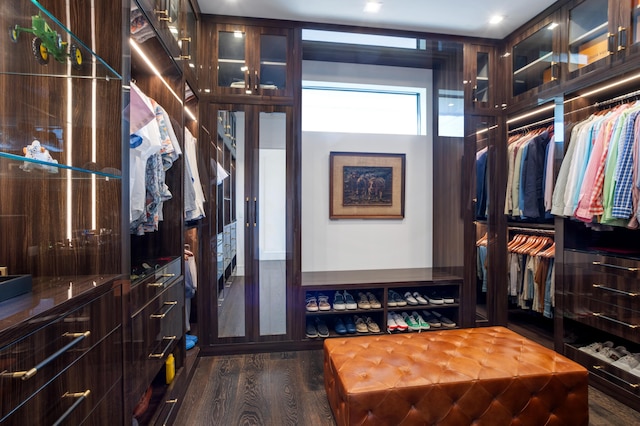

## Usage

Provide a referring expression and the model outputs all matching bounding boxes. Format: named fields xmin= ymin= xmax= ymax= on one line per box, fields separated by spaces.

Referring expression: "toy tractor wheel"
xmin=9 ymin=25 xmax=19 ymax=43
xmin=32 ymin=37 xmax=49 ymax=65
xmin=70 ymin=44 xmax=82 ymax=69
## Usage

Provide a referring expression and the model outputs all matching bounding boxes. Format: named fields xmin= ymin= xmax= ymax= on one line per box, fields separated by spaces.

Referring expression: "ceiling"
xmin=196 ymin=0 xmax=559 ymax=39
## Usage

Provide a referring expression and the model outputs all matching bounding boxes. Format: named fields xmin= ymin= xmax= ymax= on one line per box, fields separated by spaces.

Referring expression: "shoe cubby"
xmin=301 ymin=269 xmax=463 ymax=340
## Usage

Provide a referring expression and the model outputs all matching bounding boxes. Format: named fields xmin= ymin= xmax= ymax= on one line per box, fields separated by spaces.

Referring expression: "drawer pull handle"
xmin=592 ymin=261 xmax=638 ymax=272
xmin=148 ymin=282 xmax=165 ymax=288
xmin=1 ymin=331 xmax=90 ymax=380
xmin=149 ymin=336 xmax=177 ymax=359
xmin=161 ymin=399 xmax=179 ymax=426
xmin=150 ymin=301 xmax=178 ymax=319
xmin=52 ymin=390 xmax=91 ymax=426
xmin=593 ymin=284 xmax=638 ymax=297
xmin=592 ymin=312 xmax=639 ymax=328
xmin=593 ymin=365 xmax=639 ymax=388
xmin=159 ymin=273 xmax=176 ymax=277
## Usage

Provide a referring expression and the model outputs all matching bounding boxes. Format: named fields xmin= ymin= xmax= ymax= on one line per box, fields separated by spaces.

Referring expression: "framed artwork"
xmin=329 ymin=151 xmax=406 ymax=219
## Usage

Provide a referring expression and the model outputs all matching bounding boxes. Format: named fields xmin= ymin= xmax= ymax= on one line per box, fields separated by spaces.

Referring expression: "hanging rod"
xmin=508 ymin=116 xmax=554 ymax=134
xmin=508 ymin=225 xmax=555 ymax=236
xmin=565 ymin=88 xmax=640 ymax=116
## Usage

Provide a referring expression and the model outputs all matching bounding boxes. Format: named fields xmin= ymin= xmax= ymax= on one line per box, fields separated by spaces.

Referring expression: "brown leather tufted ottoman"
xmin=323 ymin=326 xmax=588 ymax=425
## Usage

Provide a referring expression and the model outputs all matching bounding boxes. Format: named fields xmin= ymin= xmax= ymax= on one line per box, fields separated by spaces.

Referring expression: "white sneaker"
xmin=578 ymin=342 xmax=604 ymax=355
xmin=391 ymin=312 xmax=408 ymax=331
xmin=404 ymin=292 xmax=418 ymax=305
xmin=387 ymin=313 xmax=398 ymax=332
xmin=412 ymin=292 xmax=429 ymax=305
xmin=612 ymin=354 xmax=640 ymax=372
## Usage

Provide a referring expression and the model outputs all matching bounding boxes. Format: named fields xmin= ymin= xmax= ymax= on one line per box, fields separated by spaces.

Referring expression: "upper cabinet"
xmin=566 ymin=0 xmax=640 ymax=79
xmin=181 ymin=0 xmax=198 ymax=83
xmin=206 ymin=20 xmax=294 ymax=100
xmin=508 ymin=11 xmax=562 ymax=100
xmin=464 ymin=44 xmax=501 ymax=112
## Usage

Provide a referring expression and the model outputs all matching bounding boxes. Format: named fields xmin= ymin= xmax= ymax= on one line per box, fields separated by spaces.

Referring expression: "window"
xmin=302 ymin=81 xmax=427 ymax=135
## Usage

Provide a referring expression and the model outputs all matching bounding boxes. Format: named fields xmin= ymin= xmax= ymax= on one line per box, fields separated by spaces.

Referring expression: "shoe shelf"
xmin=301 ymin=268 xmax=463 ymax=340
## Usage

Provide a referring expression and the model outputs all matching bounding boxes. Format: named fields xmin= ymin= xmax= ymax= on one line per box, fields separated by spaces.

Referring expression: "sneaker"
xmin=333 ymin=318 xmax=347 ymax=335
xmin=315 ymin=318 xmax=330 ymax=337
xmin=387 ymin=291 xmax=397 ymax=307
xmin=343 ymin=291 xmax=358 ymax=310
xmin=391 ymin=312 xmax=408 ymax=331
xmin=387 ymin=313 xmax=398 ymax=332
xmin=305 ymin=295 xmax=318 ymax=312
xmin=442 ymin=294 xmax=455 ymax=304
xmin=317 ymin=294 xmax=331 ymax=311
xmin=333 ymin=292 xmax=346 ymax=311
xmin=389 ymin=290 xmax=407 ymax=307
xmin=305 ymin=321 xmax=318 ymax=338
xmin=185 ymin=334 xmax=198 ymax=344
xmin=421 ymin=310 xmax=441 ymax=328
xmin=426 ymin=293 xmax=444 ymax=305
xmin=343 ymin=316 xmax=357 ymax=334
xmin=404 ymin=292 xmax=419 ymax=306
xmin=357 ymin=292 xmax=371 ymax=309
xmin=365 ymin=317 xmax=380 ymax=333
xmin=401 ymin=312 xmax=420 ymax=331
xmin=354 ymin=316 xmax=369 ymax=333
xmin=579 ymin=341 xmax=612 ymax=355
xmin=432 ymin=310 xmax=456 ymax=327
xmin=612 ymin=354 xmax=640 ymax=372
xmin=411 ymin=311 xmax=430 ymax=331
xmin=594 ymin=346 xmax=626 ymax=363
xmin=367 ymin=292 xmax=382 ymax=309
xmin=412 ymin=292 xmax=429 ymax=305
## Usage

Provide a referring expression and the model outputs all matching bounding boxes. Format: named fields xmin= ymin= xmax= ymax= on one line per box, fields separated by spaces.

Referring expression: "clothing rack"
xmin=508 ymin=226 xmax=555 ymax=236
xmin=508 ymin=116 xmax=554 ymax=134
xmin=565 ymin=88 xmax=640 ymax=116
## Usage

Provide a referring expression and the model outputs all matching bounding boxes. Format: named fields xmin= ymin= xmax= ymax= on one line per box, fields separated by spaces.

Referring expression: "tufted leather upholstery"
xmin=324 ymin=326 xmax=588 ymax=426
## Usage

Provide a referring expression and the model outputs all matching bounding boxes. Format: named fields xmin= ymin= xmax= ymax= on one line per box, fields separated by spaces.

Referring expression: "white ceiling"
xmin=197 ymin=0 xmax=558 ymax=39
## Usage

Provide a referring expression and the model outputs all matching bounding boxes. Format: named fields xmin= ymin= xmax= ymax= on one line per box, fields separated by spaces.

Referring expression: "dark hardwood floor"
xmin=176 ymin=319 xmax=640 ymax=425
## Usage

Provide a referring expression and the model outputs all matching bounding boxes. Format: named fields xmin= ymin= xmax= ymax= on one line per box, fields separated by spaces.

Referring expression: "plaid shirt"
xmin=611 ymin=109 xmax=640 ymax=218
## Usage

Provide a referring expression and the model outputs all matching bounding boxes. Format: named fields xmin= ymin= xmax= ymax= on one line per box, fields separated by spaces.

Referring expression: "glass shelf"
xmin=3 ymin=0 xmax=122 ymax=80
xmin=512 ymin=25 xmax=554 ymax=96
xmin=0 ymin=152 xmax=122 ymax=179
xmin=568 ymin=0 xmax=609 ymax=72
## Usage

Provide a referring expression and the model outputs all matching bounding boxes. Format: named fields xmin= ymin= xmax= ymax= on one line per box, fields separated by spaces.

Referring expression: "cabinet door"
xmin=511 ymin=20 xmax=559 ymax=98
xmin=464 ymin=44 xmax=498 ymax=112
xmin=180 ymin=0 xmax=197 ymax=78
xmin=214 ymin=24 xmax=292 ymax=98
xmin=567 ymin=0 xmax=612 ymax=76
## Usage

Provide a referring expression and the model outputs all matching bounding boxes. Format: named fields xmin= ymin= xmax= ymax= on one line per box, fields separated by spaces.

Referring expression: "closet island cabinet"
xmin=0 ymin=0 xmax=125 ymax=424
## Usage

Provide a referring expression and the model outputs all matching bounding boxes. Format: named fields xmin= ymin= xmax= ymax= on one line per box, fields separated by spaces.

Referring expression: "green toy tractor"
xmin=9 ymin=12 xmax=82 ymax=69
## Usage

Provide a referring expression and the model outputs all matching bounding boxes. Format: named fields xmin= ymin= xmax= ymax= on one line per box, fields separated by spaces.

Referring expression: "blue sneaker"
xmin=334 ymin=318 xmax=347 ymax=335
xmin=186 ymin=334 xmax=198 ymax=344
xmin=343 ymin=316 xmax=357 ymax=334
xmin=186 ymin=338 xmax=195 ymax=350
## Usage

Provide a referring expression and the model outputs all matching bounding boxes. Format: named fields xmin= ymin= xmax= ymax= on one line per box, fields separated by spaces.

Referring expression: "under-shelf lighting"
xmin=130 ymin=39 xmax=182 ymax=105
xmin=184 ymin=106 xmax=196 ymax=122
xmin=572 ymin=71 xmax=640 ymax=99
xmin=506 ymin=103 xmax=555 ymax=124
xmin=547 ymin=22 xmax=559 ymax=30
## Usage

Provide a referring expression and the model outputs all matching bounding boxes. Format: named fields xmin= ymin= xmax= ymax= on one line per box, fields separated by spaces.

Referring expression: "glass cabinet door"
xmin=181 ymin=0 xmax=197 ymax=73
xmin=568 ymin=0 xmax=609 ymax=72
xmin=258 ymin=32 xmax=288 ymax=92
xmin=217 ymin=27 xmax=248 ymax=92
xmin=512 ymin=26 xmax=555 ymax=97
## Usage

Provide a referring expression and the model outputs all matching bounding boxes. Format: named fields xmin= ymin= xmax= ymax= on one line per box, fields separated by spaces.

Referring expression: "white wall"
xmin=302 ymin=62 xmax=433 ymax=272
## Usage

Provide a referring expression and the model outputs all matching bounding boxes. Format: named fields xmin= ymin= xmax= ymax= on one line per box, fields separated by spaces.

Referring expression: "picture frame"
xmin=329 ymin=151 xmax=406 ymax=219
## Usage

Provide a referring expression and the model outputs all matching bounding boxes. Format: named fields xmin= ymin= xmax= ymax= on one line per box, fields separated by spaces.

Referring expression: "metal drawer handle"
xmin=593 ymin=284 xmax=638 ymax=297
xmin=52 ymin=390 xmax=91 ymax=426
xmin=159 ymin=273 xmax=176 ymax=277
xmin=592 ymin=312 xmax=639 ymax=329
xmin=592 ymin=261 xmax=638 ymax=272
xmin=149 ymin=336 xmax=177 ymax=359
xmin=593 ymin=365 xmax=639 ymax=388
xmin=1 ymin=331 xmax=90 ymax=380
xmin=148 ymin=282 xmax=165 ymax=288
xmin=150 ymin=301 xmax=178 ymax=319
xmin=161 ymin=399 xmax=179 ymax=426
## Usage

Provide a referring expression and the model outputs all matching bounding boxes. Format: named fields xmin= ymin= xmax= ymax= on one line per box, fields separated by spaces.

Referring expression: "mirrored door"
xmin=214 ymin=105 xmax=290 ymax=342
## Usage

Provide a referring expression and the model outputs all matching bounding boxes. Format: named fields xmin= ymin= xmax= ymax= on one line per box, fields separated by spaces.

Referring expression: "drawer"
xmin=565 ymin=250 xmax=640 ymax=281
xmin=130 ymin=280 xmax=183 ymax=400
xmin=0 ymin=286 xmax=121 ymax=421
xmin=130 ymin=257 xmax=182 ymax=314
xmin=1 ymin=328 xmax=122 ymax=425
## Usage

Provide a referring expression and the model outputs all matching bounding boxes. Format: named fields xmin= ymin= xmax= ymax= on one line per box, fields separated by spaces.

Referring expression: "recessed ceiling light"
xmin=364 ymin=1 xmax=382 ymax=13
xmin=489 ymin=15 xmax=504 ymax=25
